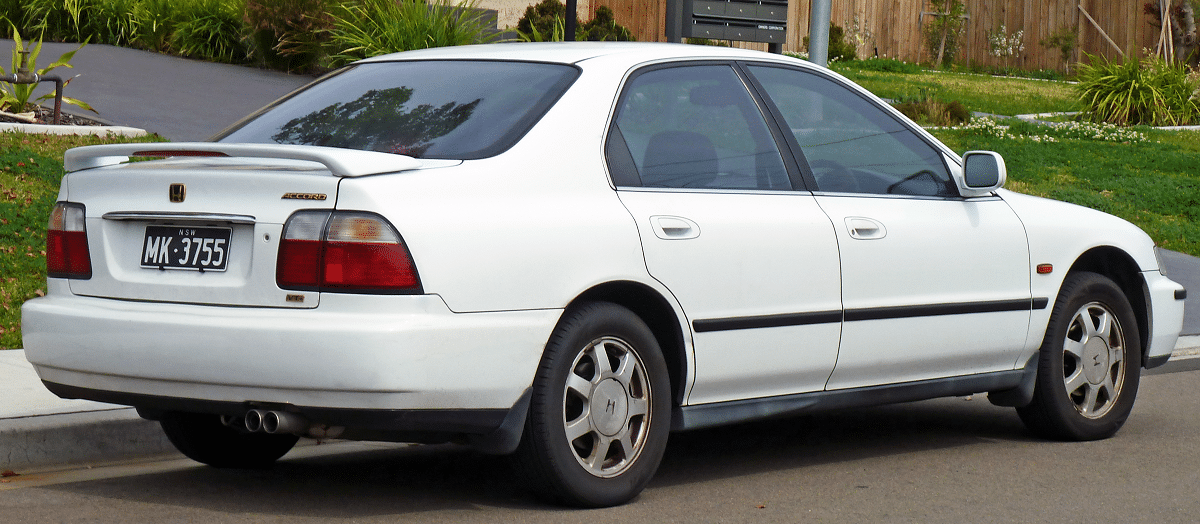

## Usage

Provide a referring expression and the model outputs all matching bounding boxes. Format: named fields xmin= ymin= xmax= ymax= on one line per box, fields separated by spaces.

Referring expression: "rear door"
xmin=743 ymin=64 xmax=1033 ymax=389
xmin=608 ymin=62 xmax=843 ymax=405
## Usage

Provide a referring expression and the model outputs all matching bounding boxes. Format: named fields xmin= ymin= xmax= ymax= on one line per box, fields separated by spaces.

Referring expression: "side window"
xmin=746 ymin=65 xmax=955 ymax=197
xmin=608 ymin=65 xmax=790 ymax=190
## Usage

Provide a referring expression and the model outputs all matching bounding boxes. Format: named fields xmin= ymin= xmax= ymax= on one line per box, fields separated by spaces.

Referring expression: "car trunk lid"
xmin=59 ymin=144 xmax=429 ymax=309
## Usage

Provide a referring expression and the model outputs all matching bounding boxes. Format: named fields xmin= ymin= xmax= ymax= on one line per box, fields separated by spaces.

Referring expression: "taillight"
xmin=276 ymin=211 xmax=421 ymax=294
xmin=46 ymin=202 xmax=92 ymax=279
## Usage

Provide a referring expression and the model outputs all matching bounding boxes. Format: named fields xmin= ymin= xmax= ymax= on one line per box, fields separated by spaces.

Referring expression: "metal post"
xmin=665 ymin=0 xmax=682 ymax=43
xmin=808 ymin=0 xmax=831 ymax=66
xmin=565 ymin=0 xmax=577 ymax=41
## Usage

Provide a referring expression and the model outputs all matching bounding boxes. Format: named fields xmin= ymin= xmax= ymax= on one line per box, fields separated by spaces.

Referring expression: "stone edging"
xmin=0 ymin=121 xmax=147 ymax=137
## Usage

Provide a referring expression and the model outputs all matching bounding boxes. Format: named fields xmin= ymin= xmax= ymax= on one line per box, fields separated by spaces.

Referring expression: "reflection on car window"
xmin=609 ymin=65 xmax=789 ymax=190
xmin=216 ymin=61 xmax=578 ymax=160
xmin=746 ymin=65 xmax=955 ymax=197
xmin=269 ymin=87 xmax=480 ymax=158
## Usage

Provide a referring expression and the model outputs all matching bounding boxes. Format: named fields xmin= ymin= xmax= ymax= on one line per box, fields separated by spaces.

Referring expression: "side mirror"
xmin=957 ymin=151 xmax=1006 ymax=197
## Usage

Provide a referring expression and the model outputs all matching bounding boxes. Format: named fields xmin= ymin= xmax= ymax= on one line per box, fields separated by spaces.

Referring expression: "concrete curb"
xmin=0 ymin=121 xmax=148 ymax=137
xmin=1171 ymin=335 xmax=1200 ymax=360
xmin=1 ymin=409 xmax=178 ymax=471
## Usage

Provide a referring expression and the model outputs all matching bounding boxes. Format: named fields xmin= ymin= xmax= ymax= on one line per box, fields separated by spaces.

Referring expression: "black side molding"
xmin=694 ymin=298 xmax=1050 ymax=333
xmin=846 ymin=298 xmax=1044 ymax=322
xmin=694 ymin=310 xmax=841 ymax=333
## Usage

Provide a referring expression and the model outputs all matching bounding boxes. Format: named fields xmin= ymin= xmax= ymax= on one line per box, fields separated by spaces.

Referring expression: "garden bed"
xmin=0 ymin=106 xmax=147 ymax=137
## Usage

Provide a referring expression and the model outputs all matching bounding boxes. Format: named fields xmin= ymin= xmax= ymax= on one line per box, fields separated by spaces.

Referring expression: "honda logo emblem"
xmin=169 ymin=183 xmax=186 ymax=203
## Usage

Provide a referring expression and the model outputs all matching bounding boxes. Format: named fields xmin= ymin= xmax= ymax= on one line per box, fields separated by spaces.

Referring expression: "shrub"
xmin=894 ymin=89 xmax=970 ymax=126
xmin=803 ymin=23 xmax=856 ymax=62
xmin=579 ymin=6 xmax=633 ymax=41
xmin=1040 ymin=25 xmax=1078 ymax=72
xmin=0 ymin=0 xmax=27 ymax=32
xmin=21 ymin=0 xmax=144 ymax=46
xmin=685 ymin=38 xmax=730 ymax=47
xmin=516 ymin=0 xmax=577 ymax=40
xmin=327 ymin=0 xmax=498 ymax=68
xmin=130 ymin=0 xmax=179 ymax=52
xmin=91 ymin=0 xmax=143 ymax=46
xmin=171 ymin=0 xmax=248 ymax=63
xmin=20 ymin=0 xmax=91 ymax=42
xmin=1075 ymin=54 xmax=1200 ymax=126
xmin=827 ymin=24 xmax=856 ymax=62
xmin=516 ymin=0 xmax=633 ymax=42
xmin=836 ymin=57 xmax=923 ymax=74
xmin=244 ymin=0 xmax=335 ymax=73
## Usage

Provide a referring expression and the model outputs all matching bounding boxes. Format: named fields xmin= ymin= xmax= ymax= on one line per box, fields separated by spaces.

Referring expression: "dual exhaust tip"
xmin=226 ymin=409 xmax=308 ymax=435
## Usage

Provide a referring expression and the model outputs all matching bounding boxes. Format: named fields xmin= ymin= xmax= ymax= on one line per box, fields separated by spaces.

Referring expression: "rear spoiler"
xmin=63 ymin=143 xmax=422 ymax=178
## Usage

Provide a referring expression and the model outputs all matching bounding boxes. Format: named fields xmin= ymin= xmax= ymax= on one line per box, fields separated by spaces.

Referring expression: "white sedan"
xmin=22 ymin=42 xmax=1186 ymax=507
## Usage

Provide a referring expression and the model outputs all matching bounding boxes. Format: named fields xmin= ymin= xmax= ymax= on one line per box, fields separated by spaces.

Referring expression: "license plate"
xmin=140 ymin=225 xmax=232 ymax=271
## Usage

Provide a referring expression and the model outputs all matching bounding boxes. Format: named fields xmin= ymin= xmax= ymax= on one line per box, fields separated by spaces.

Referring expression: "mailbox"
xmin=683 ymin=0 xmax=787 ymax=44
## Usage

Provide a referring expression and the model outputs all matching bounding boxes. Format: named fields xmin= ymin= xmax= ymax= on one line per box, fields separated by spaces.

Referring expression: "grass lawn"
xmin=0 ymin=132 xmax=163 ymax=349
xmin=834 ymin=67 xmax=1079 ymax=117
xmin=931 ymin=125 xmax=1200 ymax=257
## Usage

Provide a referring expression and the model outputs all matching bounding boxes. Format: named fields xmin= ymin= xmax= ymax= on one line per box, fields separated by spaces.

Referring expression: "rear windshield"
xmin=216 ymin=60 xmax=579 ymax=160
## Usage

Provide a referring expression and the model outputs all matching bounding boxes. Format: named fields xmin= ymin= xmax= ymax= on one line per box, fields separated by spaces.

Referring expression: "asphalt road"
xmin=0 ymin=41 xmax=312 ymax=141
xmin=3 ymin=360 xmax=1198 ymax=523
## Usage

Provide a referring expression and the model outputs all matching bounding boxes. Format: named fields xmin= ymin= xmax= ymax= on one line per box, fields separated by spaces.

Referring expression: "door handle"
xmin=846 ymin=217 xmax=886 ymax=240
xmin=650 ymin=215 xmax=700 ymax=240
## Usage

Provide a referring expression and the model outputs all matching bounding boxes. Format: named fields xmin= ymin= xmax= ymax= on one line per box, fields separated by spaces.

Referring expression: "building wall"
xmin=478 ymin=0 xmax=594 ymax=30
xmin=591 ymin=0 xmax=1162 ymax=70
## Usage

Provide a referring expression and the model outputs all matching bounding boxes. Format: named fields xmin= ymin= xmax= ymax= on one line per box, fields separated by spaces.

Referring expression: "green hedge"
xmin=1 ymin=0 xmax=500 ymax=72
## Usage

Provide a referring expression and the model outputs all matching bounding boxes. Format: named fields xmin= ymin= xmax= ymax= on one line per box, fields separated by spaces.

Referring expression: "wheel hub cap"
xmin=1062 ymin=301 xmax=1127 ymax=419
xmin=1082 ymin=337 xmax=1111 ymax=385
xmin=589 ymin=379 xmax=630 ymax=436
xmin=561 ymin=336 xmax=652 ymax=478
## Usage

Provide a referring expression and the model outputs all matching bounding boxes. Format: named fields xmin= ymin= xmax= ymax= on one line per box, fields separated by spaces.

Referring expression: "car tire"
xmin=1017 ymin=272 xmax=1141 ymax=441
xmin=159 ymin=412 xmax=300 ymax=468
xmin=513 ymin=302 xmax=671 ymax=507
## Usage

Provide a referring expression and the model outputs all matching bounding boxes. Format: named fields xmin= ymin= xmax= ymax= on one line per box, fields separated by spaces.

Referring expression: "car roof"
xmin=357 ymin=41 xmax=813 ymax=69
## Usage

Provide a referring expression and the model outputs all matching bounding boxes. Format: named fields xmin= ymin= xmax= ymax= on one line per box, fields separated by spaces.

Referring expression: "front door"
xmin=743 ymin=64 xmax=1032 ymax=389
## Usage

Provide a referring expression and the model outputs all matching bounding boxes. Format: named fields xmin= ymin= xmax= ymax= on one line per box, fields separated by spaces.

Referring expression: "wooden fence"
xmin=588 ymin=0 xmax=1163 ymax=70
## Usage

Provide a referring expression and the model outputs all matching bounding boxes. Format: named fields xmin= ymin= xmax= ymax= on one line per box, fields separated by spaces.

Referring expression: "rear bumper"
xmin=43 ymin=380 xmax=512 ymax=435
xmin=21 ymin=292 xmax=561 ymax=418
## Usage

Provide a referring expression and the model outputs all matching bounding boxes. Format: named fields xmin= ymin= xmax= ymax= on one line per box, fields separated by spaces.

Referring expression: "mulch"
xmin=0 ymin=106 xmax=105 ymax=126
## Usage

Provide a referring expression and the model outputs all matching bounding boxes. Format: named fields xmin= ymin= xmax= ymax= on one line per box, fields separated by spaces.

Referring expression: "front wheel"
xmin=1017 ymin=272 xmax=1141 ymax=441
xmin=513 ymin=302 xmax=671 ymax=507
